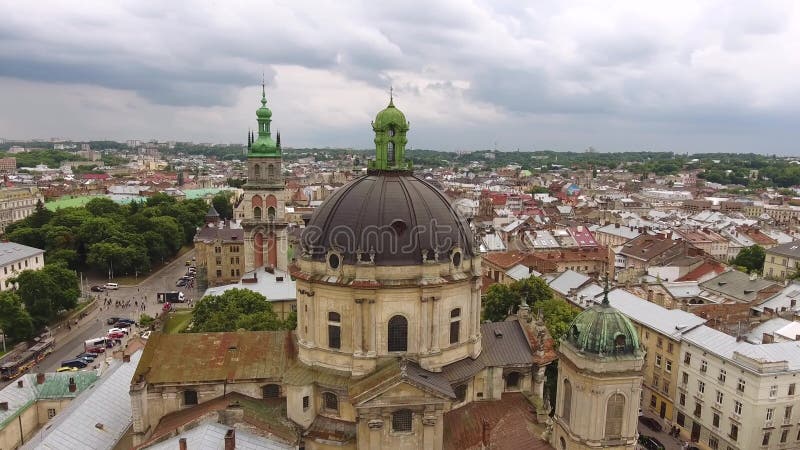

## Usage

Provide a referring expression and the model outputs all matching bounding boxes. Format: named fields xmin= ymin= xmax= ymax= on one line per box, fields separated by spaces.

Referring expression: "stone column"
xmin=431 ymin=297 xmax=441 ymax=353
xmin=307 ymin=291 xmax=316 ymax=347
xmin=368 ymin=299 xmax=377 ymax=355
xmin=420 ymin=296 xmax=429 ymax=354
xmin=367 ymin=416 xmax=383 ymax=450
xmin=422 ymin=411 xmax=438 ymax=450
xmin=354 ymin=299 xmax=364 ymax=355
xmin=533 ymin=366 xmax=546 ymax=400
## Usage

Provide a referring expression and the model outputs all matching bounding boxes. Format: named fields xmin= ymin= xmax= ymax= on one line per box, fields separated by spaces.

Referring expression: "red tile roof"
xmin=482 ymin=251 xmax=528 ymax=269
xmin=675 ymin=259 xmax=726 ymax=282
xmin=443 ymin=393 xmax=553 ymax=450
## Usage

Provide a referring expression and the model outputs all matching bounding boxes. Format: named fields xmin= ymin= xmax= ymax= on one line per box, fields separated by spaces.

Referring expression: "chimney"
xmin=763 ymin=333 xmax=774 ymax=344
xmin=37 ymin=372 xmax=45 ymax=385
xmin=179 ymin=438 xmax=187 ymax=450
xmin=17 ymin=380 xmax=23 ymax=388
xmin=749 ymin=272 xmax=758 ymax=281
xmin=647 ymin=290 xmax=654 ymax=302
xmin=224 ymin=429 xmax=236 ymax=450
xmin=0 ymin=402 xmax=8 ymax=411
xmin=68 ymin=377 xmax=76 ymax=393
xmin=123 ymin=354 xmax=131 ymax=363
xmin=615 ymin=222 xmax=620 ymax=228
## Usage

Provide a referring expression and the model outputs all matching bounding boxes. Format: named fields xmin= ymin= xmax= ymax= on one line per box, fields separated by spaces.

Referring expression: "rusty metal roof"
xmin=349 ymin=359 xmax=455 ymax=404
xmin=134 ymin=331 xmax=295 ymax=385
xmin=305 ymin=415 xmax=356 ymax=443
xmin=282 ymin=363 xmax=351 ymax=389
xmin=442 ymin=321 xmax=533 ymax=383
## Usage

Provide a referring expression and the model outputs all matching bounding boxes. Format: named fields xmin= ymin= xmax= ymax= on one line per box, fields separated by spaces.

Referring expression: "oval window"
xmin=452 ymin=251 xmax=462 ymax=267
xmin=329 ymin=253 xmax=340 ymax=269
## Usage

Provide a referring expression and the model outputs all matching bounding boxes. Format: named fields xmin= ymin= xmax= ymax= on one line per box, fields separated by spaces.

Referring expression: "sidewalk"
xmin=638 ymin=411 xmax=688 ymax=450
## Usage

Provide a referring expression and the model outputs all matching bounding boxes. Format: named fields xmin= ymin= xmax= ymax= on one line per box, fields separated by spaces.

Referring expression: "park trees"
xmin=13 ymin=263 xmax=80 ymax=326
xmin=0 ymin=291 xmax=35 ymax=342
xmin=191 ymin=289 xmax=294 ymax=332
xmin=732 ymin=245 xmax=766 ymax=274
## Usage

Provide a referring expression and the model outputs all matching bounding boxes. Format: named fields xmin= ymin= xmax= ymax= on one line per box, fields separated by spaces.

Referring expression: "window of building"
xmin=614 ymin=334 xmax=626 ymax=353
xmin=716 ymin=391 xmax=724 ymax=405
xmin=700 ymin=359 xmax=707 ymax=372
xmin=667 ymin=342 xmax=674 ymax=353
xmin=718 ymin=369 xmax=726 ymax=383
xmin=650 ymin=394 xmax=657 ymax=408
xmin=216 ymin=269 xmax=222 ymax=277
xmin=230 ymin=269 xmax=235 ymax=277
xmin=184 ymin=390 xmax=198 ymax=406
xmin=654 ymin=375 xmax=660 ymax=389
xmin=666 ymin=360 xmax=672 ymax=373
xmin=24 ymin=260 xmax=27 ymax=267
xmin=781 ymin=429 xmax=789 ymax=444
xmin=387 ymin=315 xmax=408 ymax=352
xmin=708 ymin=436 xmax=719 ymax=449
xmin=303 ymin=396 xmax=310 ymax=411
xmin=730 ymin=424 xmax=738 ymax=441
xmin=392 ymin=409 xmax=412 ymax=432
xmin=506 ymin=372 xmax=520 ymax=390
xmin=449 ymin=308 xmax=461 ymax=345
xmin=656 ymin=354 xmax=662 ymax=367
xmin=770 ymin=385 xmax=777 ymax=398
xmin=262 ymin=384 xmax=280 ymax=398
xmin=328 ymin=312 xmax=341 ymax=350
xmin=560 ymin=437 xmax=566 ymax=450
xmin=737 ymin=378 xmax=745 ymax=393
xmin=215 ymin=246 xmax=221 ymax=253
xmin=734 ymin=400 xmax=742 ymax=416
xmin=785 ymin=405 xmax=793 ymax=420
xmin=216 ymin=257 xmax=222 ymax=265
xmin=677 ymin=412 xmax=685 ymax=427
xmin=562 ymin=379 xmax=572 ymax=425
xmin=762 ymin=431 xmax=771 ymax=446
xmin=712 ymin=412 xmax=720 ymax=428
xmin=766 ymin=408 xmax=774 ymax=421
xmin=47 ymin=408 xmax=56 ymax=419
xmin=679 ymin=392 xmax=686 ymax=406
xmin=454 ymin=384 xmax=467 ymax=403
xmin=682 ymin=372 xmax=689 ymax=385
xmin=694 ymin=402 xmax=702 ymax=418
xmin=604 ymin=393 xmax=625 ymax=438
xmin=253 ymin=206 xmax=262 ymax=220
xmin=657 ymin=337 xmax=663 ymax=348
xmin=323 ymin=392 xmax=338 ymax=412
xmin=790 ymin=383 xmax=796 ymax=396
xmin=663 ymin=380 xmax=670 ymax=394
xmin=698 ymin=381 xmax=705 ymax=393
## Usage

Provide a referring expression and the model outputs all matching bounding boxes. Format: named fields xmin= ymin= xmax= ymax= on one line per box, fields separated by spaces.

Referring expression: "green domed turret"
xmin=563 ymin=290 xmax=640 ymax=357
xmin=369 ymin=90 xmax=412 ymax=173
xmin=250 ymin=81 xmax=279 ymax=156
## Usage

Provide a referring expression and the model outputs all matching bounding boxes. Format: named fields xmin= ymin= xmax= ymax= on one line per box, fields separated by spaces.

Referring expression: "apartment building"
xmin=0 ymin=242 xmax=45 ymax=290
xmin=763 ymin=241 xmax=800 ymax=281
xmin=193 ymin=207 xmax=245 ymax=287
xmin=677 ymin=228 xmax=729 ymax=262
xmin=0 ymin=187 xmax=44 ymax=233
xmin=677 ymin=325 xmax=800 ymax=450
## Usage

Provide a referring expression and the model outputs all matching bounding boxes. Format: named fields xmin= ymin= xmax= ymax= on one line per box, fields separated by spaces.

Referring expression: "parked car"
xmin=107 ymin=317 xmax=122 ymax=325
xmin=76 ymin=356 xmax=95 ymax=364
xmin=108 ymin=327 xmax=129 ymax=335
xmin=57 ymin=366 xmax=78 ymax=372
xmin=176 ymin=279 xmax=187 ymax=287
xmin=185 ymin=260 xmax=192 ymax=266
xmin=115 ymin=318 xmax=135 ymax=325
xmin=90 ymin=285 xmax=105 ymax=292
xmin=75 ymin=353 xmax=96 ymax=361
xmin=107 ymin=332 xmax=125 ymax=339
xmin=104 ymin=282 xmax=119 ymax=290
xmin=638 ymin=416 xmax=663 ymax=432
xmin=86 ymin=346 xmax=105 ymax=354
xmin=638 ymin=435 xmax=665 ymax=450
xmin=60 ymin=359 xmax=88 ymax=368
xmin=113 ymin=321 xmax=132 ymax=329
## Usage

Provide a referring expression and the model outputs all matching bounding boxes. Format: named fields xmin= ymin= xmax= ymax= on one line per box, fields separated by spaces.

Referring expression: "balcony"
xmin=764 ymin=420 xmax=774 ymax=429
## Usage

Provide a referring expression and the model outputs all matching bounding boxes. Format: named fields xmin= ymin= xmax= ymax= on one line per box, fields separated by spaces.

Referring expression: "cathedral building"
xmin=130 ymin=92 xmax=564 ymax=450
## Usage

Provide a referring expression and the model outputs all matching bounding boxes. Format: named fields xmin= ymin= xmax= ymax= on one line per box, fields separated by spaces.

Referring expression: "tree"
xmin=211 ymin=191 xmax=234 ymax=220
xmin=191 ymin=289 xmax=294 ymax=332
xmin=537 ymin=298 xmax=579 ymax=340
xmin=0 ymin=291 xmax=34 ymax=342
xmin=14 ymin=263 xmax=79 ymax=326
xmin=482 ymin=276 xmax=554 ymax=322
xmin=85 ymin=197 xmax=121 ymax=217
xmin=732 ymin=245 xmax=766 ymax=274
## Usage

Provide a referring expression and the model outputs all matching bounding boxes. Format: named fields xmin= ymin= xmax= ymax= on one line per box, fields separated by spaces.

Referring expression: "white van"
xmin=104 ymin=282 xmax=119 ymax=290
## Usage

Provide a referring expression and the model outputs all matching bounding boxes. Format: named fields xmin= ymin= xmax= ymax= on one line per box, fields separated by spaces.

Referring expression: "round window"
xmin=328 ymin=253 xmax=340 ymax=269
xmin=452 ymin=251 xmax=462 ymax=267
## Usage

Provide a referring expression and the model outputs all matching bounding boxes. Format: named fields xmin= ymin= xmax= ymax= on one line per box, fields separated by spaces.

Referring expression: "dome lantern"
xmin=369 ymin=87 xmax=412 ymax=173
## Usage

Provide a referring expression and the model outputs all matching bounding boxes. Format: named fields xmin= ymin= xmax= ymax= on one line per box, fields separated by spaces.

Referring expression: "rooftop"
xmin=203 ymin=269 xmax=296 ymax=302
xmin=0 ymin=242 xmax=44 ymax=266
xmin=0 ymin=371 xmax=98 ymax=430
xmin=144 ymin=422 xmax=292 ymax=450
xmin=699 ymin=270 xmax=780 ymax=303
xmin=766 ymin=240 xmax=800 ymax=259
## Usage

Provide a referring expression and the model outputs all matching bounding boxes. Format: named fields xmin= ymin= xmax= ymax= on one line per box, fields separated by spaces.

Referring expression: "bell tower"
xmin=239 ymin=81 xmax=289 ymax=273
xmin=369 ymin=89 xmax=412 ymax=173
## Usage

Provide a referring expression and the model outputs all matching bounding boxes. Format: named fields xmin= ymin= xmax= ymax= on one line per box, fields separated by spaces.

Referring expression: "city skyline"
xmin=1 ymin=1 xmax=800 ymax=154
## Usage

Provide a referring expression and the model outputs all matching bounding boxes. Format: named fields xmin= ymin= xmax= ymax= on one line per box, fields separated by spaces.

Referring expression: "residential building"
xmin=0 ymin=242 xmax=45 ymax=291
xmin=0 ymin=157 xmax=16 ymax=174
xmin=527 ymin=247 xmax=610 ymax=277
xmin=698 ymin=270 xmax=781 ymax=304
xmin=193 ymin=207 xmax=245 ymax=287
xmin=677 ymin=228 xmax=729 ymax=262
xmin=764 ymin=241 xmax=800 ymax=280
xmin=594 ymin=222 xmax=641 ymax=246
xmin=0 ymin=187 xmax=44 ymax=233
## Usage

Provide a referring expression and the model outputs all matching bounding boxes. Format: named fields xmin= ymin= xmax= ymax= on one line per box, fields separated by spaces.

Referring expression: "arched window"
xmin=387 ymin=315 xmax=408 ymax=352
xmin=454 ymin=384 xmax=467 ymax=403
xmin=267 ymin=206 xmax=276 ymax=221
xmin=183 ymin=390 xmax=198 ymax=406
xmin=506 ymin=372 xmax=520 ymax=390
xmin=614 ymin=334 xmax=627 ymax=353
xmin=559 ymin=436 xmax=566 ymax=450
xmin=254 ymin=164 xmax=261 ymax=179
xmin=562 ymin=379 xmax=572 ymax=425
xmin=253 ymin=206 xmax=262 ymax=220
xmin=392 ymin=409 xmax=412 ymax=432
xmin=604 ymin=393 xmax=625 ymax=438
xmin=262 ymin=384 xmax=280 ymax=398
xmin=449 ymin=308 xmax=461 ymax=345
xmin=388 ymin=141 xmax=396 ymax=163
xmin=328 ymin=312 xmax=341 ymax=349
xmin=323 ymin=392 xmax=338 ymax=412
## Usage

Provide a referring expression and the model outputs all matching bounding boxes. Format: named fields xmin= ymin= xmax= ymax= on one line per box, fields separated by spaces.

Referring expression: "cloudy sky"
xmin=1 ymin=0 xmax=799 ymax=154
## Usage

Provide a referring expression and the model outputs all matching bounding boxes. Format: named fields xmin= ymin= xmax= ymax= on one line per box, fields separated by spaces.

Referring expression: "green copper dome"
xmin=563 ymin=300 xmax=640 ymax=357
xmin=249 ymin=82 xmax=279 ymax=156
xmin=374 ymin=98 xmax=408 ymax=130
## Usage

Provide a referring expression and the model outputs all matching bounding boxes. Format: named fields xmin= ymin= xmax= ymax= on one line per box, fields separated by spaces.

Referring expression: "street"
xmin=1 ymin=249 xmax=198 ymax=384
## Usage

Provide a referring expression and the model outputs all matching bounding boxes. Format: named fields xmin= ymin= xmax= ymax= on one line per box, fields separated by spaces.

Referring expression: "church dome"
xmin=256 ymin=104 xmax=272 ymax=119
xmin=301 ymin=173 xmax=475 ymax=266
xmin=373 ymin=99 xmax=407 ymax=130
xmin=564 ymin=300 xmax=640 ymax=357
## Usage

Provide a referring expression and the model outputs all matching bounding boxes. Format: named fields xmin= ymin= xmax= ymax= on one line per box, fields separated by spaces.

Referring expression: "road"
xmin=8 ymin=249 xmax=199 ymax=377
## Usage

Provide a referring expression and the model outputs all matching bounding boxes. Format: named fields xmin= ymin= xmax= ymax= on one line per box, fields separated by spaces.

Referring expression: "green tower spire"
xmin=369 ymin=88 xmax=412 ymax=173
xmin=250 ymin=78 xmax=279 ymax=156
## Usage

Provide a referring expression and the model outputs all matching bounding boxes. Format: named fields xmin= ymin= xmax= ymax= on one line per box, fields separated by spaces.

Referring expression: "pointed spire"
xmin=276 ymin=131 xmax=281 ymax=149
xmin=261 ymin=72 xmax=267 ymax=107
xmin=388 ymin=85 xmax=394 ymax=107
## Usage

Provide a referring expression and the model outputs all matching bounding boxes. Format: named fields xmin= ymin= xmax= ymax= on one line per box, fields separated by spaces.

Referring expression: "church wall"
xmin=0 ymin=403 xmax=38 ymax=450
xmin=286 ymin=384 xmax=315 ymax=428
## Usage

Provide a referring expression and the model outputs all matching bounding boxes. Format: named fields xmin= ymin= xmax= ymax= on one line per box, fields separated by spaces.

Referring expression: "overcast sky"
xmin=1 ymin=0 xmax=799 ymax=154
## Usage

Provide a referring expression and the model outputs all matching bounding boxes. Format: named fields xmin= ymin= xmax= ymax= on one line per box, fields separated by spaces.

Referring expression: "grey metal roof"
xmin=302 ymin=173 xmax=475 ymax=266
xmin=22 ymin=351 xmax=143 ymax=450
xmin=0 ymin=372 xmax=97 ymax=429
xmin=404 ymin=361 xmax=455 ymax=398
xmin=203 ymin=269 xmax=296 ymax=302
xmin=684 ymin=325 xmax=800 ymax=373
xmin=745 ymin=318 xmax=792 ymax=344
xmin=0 ymin=242 xmax=44 ymax=266
xmin=506 ymin=263 xmax=539 ymax=281
xmin=548 ymin=270 xmax=590 ymax=296
xmin=603 ymin=289 xmax=706 ymax=340
xmin=442 ymin=321 xmax=532 ymax=383
xmin=753 ymin=282 xmax=800 ymax=314
xmin=766 ymin=240 xmax=800 ymax=258
xmin=699 ymin=270 xmax=779 ymax=303
xmin=144 ymin=422 xmax=291 ymax=450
